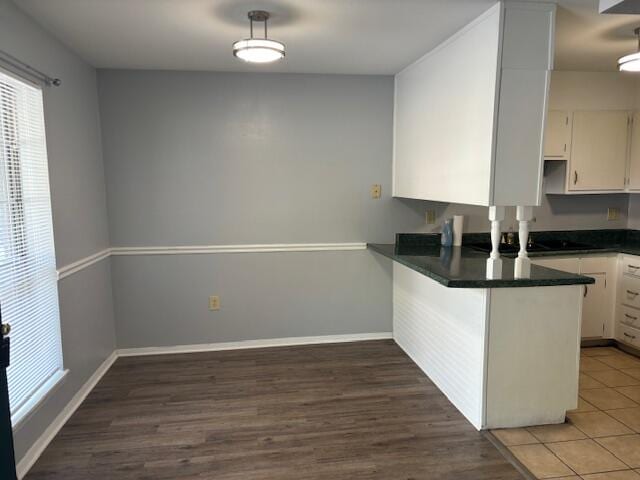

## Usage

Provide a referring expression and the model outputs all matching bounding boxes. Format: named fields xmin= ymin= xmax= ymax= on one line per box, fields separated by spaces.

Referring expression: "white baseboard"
xmin=117 ymin=332 xmax=393 ymax=357
xmin=15 ymin=332 xmax=392 ymax=478
xmin=16 ymin=351 xmax=118 ymax=480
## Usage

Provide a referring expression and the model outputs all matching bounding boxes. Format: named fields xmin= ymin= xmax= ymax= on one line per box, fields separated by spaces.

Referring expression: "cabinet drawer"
xmin=619 ymin=323 xmax=640 ymax=348
xmin=622 ymin=256 xmax=640 ymax=278
xmin=621 ymin=275 xmax=640 ymax=308
xmin=619 ymin=305 xmax=640 ymax=329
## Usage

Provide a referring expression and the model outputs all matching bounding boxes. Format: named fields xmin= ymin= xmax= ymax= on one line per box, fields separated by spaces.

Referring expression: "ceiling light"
xmin=618 ymin=27 xmax=640 ymax=72
xmin=233 ymin=11 xmax=285 ymax=64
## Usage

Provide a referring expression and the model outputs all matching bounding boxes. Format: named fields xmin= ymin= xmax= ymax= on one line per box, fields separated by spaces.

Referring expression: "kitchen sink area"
xmin=467 ymin=239 xmax=606 ymax=255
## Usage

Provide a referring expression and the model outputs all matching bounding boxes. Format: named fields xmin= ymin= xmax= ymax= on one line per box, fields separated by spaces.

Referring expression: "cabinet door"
xmin=628 ymin=113 xmax=640 ymax=190
xmin=530 ymin=257 xmax=580 ymax=274
xmin=581 ymin=273 xmax=607 ymax=338
xmin=544 ymin=110 xmax=571 ymax=159
xmin=568 ymin=111 xmax=629 ymax=191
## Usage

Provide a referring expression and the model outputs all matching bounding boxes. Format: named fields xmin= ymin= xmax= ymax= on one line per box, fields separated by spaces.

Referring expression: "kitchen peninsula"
xmin=378 ymin=0 xmax=591 ymax=432
xmin=370 ymin=234 xmax=593 ymax=430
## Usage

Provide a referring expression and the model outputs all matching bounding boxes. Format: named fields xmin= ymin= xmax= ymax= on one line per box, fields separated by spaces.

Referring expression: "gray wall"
xmin=0 ymin=0 xmax=116 ymax=464
xmin=98 ymin=70 xmax=426 ymax=348
xmin=112 ymin=251 xmax=391 ymax=348
xmin=98 ymin=70 xmax=424 ymax=246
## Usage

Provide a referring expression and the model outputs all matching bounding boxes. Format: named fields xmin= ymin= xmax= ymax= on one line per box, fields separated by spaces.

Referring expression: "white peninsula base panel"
xmin=392 ymin=262 xmax=583 ymax=429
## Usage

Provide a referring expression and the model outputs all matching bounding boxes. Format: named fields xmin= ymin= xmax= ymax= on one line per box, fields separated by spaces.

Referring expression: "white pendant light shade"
xmin=233 ymin=39 xmax=285 ymax=63
xmin=619 ymin=27 xmax=640 ymax=72
xmin=233 ymin=11 xmax=285 ymax=64
xmin=619 ymin=52 xmax=640 ymax=71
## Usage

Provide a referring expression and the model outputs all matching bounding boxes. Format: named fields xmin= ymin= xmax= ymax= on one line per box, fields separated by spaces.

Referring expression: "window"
xmin=0 ymin=69 xmax=63 ymax=425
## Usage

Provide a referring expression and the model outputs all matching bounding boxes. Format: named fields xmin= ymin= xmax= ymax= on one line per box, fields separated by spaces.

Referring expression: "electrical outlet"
xmin=426 ymin=210 xmax=436 ymax=224
xmin=370 ymin=184 xmax=381 ymax=199
xmin=607 ymin=207 xmax=620 ymax=221
xmin=209 ymin=295 xmax=220 ymax=311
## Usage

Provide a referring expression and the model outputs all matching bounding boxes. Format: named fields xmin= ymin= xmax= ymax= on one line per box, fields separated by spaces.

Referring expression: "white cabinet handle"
xmin=625 ymin=313 xmax=638 ymax=320
xmin=624 ymin=332 xmax=637 ymax=340
xmin=584 ymin=285 xmax=588 ymax=297
xmin=627 ymin=290 xmax=639 ymax=296
xmin=573 ymin=171 xmax=578 ymax=185
xmin=629 ymin=265 xmax=640 ymax=270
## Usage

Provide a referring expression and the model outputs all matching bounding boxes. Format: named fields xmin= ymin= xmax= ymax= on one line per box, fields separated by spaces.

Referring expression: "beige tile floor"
xmin=492 ymin=346 xmax=640 ymax=480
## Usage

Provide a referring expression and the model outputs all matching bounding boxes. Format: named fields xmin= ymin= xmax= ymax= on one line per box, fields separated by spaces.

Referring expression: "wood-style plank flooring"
xmin=26 ymin=340 xmax=523 ymax=479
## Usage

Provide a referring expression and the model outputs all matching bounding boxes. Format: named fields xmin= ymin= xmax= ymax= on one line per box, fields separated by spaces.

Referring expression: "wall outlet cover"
xmin=607 ymin=207 xmax=619 ymax=221
xmin=209 ymin=295 xmax=220 ymax=311
xmin=426 ymin=210 xmax=436 ymax=224
xmin=371 ymin=184 xmax=381 ymax=199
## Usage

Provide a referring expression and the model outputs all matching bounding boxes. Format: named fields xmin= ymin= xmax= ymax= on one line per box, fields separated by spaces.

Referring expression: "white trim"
xmin=117 ymin=332 xmax=393 ymax=357
xmin=110 ymin=243 xmax=367 ymax=256
xmin=15 ymin=333 xmax=391 ymax=478
xmin=56 ymin=243 xmax=368 ymax=280
xmin=11 ymin=369 xmax=68 ymax=431
xmin=15 ymin=351 xmax=118 ymax=480
xmin=56 ymin=248 xmax=110 ymax=280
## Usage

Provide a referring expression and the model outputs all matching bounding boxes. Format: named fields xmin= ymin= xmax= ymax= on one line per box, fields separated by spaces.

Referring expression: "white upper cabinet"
xmin=569 ymin=111 xmax=629 ymax=191
xmin=543 ymin=111 xmax=571 ymax=159
xmin=543 ymin=72 xmax=640 ymax=195
xmin=628 ymin=113 xmax=640 ymax=190
xmin=393 ymin=2 xmax=555 ymax=207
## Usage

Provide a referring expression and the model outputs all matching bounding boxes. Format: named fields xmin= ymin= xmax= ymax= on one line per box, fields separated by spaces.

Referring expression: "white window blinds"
xmin=0 ymin=69 xmax=63 ymax=423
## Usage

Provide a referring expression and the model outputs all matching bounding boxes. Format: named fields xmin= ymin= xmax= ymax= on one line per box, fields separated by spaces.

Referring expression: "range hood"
xmin=600 ymin=0 xmax=640 ymax=14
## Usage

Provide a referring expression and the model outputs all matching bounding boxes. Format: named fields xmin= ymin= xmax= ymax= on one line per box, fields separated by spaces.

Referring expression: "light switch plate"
xmin=607 ymin=207 xmax=619 ymax=221
xmin=371 ymin=184 xmax=381 ymax=199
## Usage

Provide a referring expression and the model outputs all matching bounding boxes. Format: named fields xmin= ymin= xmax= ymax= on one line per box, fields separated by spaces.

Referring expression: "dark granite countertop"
xmin=371 ymin=229 xmax=640 ymax=289
xmin=369 ymin=229 xmax=640 ymax=288
xmin=368 ymin=242 xmax=595 ymax=288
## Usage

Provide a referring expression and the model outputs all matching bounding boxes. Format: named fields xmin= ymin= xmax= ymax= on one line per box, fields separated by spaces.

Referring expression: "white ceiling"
xmin=555 ymin=0 xmax=640 ymax=71
xmin=12 ymin=0 xmax=497 ymax=75
xmin=12 ymin=0 xmax=640 ymax=74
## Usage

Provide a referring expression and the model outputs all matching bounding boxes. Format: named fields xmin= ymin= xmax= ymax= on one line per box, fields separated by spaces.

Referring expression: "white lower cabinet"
xmin=581 ymin=273 xmax=607 ymax=338
xmin=533 ymin=252 xmax=640 ymax=346
xmin=617 ymin=255 xmax=640 ymax=348
xmin=620 ymin=275 xmax=640 ymax=309
xmin=532 ymin=255 xmax=617 ymax=339
xmin=619 ymin=323 xmax=640 ymax=348
xmin=618 ymin=305 xmax=640 ymax=329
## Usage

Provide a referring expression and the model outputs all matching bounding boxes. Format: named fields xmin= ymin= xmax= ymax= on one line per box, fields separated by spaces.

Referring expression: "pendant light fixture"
xmin=233 ymin=11 xmax=285 ymax=63
xmin=618 ymin=27 xmax=640 ymax=72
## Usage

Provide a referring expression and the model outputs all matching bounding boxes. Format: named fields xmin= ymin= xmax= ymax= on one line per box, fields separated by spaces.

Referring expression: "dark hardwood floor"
xmin=26 ymin=340 xmax=523 ymax=479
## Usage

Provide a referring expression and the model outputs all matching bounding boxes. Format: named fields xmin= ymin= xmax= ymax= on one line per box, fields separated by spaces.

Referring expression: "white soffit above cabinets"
xmin=12 ymin=0 xmax=498 ymax=75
